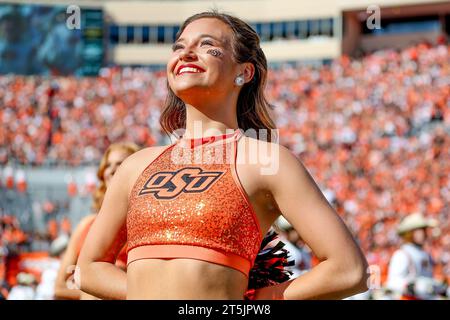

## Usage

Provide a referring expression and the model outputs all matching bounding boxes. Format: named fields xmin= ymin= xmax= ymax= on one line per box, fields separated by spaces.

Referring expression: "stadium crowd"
xmin=0 ymin=212 xmax=72 ymax=299
xmin=0 ymin=42 xmax=449 ymax=298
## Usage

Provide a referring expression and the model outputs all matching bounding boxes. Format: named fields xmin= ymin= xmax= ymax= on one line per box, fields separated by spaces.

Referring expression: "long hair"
xmin=159 ymin=10 xmax=276 ymax=141
xmin=92 ymin=142 xmax=140 ymax=212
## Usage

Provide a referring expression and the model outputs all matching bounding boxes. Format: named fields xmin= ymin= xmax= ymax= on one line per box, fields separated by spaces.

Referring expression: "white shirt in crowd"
xmin=35 ymin=258 xmax=61 ymax=300
xmin=7 ymin=285 xmax=36 ymax=300
xmin=386 ymin=243 xmax=435 ymax=299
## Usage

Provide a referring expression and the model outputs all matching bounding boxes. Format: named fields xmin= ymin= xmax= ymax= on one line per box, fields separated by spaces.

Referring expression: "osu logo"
xmin=138 ymin=167 xmax=225 ymax=200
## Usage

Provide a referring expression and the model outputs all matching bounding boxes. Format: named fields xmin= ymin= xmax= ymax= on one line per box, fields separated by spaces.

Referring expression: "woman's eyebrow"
xmin=175 ymin=34 xmax=225 ymax=45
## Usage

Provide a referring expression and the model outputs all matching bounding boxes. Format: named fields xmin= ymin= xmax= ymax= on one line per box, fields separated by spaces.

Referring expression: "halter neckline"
xmin=177 ymin=129 xmax=242 ymax=149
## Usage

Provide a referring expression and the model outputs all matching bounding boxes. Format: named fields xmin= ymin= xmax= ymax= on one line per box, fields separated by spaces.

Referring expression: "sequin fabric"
xmin=127 ymin=129 xmax=262 ymax=268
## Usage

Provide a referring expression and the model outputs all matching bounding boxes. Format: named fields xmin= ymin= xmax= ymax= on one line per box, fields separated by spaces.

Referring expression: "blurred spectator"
xmin=60 ymin=217 xmax=71 ymax=236
xmin=7 ymin=272 xmax=37 ymax=300
xmin=386 ymin=213 xmax=444 ymax=299
xmin=35 ymin=234 xmax=68 ymax=300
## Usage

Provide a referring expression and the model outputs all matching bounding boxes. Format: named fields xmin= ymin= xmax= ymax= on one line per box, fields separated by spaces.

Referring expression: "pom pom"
xmin=244 ymin=230 xmax=295 ymax=299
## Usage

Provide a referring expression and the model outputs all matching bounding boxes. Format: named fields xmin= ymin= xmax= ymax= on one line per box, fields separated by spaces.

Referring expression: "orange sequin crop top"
xmin=126 ymin=129 xmax=263 ymax=277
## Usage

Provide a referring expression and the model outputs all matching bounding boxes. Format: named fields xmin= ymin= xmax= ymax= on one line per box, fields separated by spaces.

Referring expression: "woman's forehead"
xmin=179 ymin=18 xmax=232 ymax=45
xmin=108 ymin=148 xmax=131 ymax=161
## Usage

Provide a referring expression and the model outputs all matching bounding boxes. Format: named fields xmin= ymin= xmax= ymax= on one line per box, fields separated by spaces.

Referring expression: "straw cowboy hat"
xmin=397 ymin=213 xmax=438 ymax=235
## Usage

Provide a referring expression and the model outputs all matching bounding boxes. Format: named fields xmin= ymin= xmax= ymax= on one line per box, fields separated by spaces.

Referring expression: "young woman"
xmin=77 ymin=11 xmax=368 ymax=300
xmin=54 ymin=142 xmax=139 ymax=300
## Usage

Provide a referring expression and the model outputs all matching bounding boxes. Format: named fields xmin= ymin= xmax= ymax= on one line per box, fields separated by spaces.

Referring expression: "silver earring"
xmin=234 ymin=75 xmax=245 ymax=86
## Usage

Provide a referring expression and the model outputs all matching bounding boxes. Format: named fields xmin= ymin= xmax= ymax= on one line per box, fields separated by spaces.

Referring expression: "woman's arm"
xmin=76 ymin=155 xmax=135 ymax=300
xmin=259 ymin=144 xmax=369 ymax=300
xmin=54 ymin=215 xmax=94 ymax=300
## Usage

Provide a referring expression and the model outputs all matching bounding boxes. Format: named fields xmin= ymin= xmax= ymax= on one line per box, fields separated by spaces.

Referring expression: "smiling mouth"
xmin=176 ymin=66 xmax=206 ymax=76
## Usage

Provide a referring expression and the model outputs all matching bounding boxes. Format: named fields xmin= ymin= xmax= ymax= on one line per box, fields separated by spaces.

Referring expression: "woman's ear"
xmin=242 ymin=62 xmax=255 ymax=84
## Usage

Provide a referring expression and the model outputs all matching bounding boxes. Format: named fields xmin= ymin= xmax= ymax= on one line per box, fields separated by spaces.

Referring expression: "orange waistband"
xmin=127 ymin=244 xmax=252 ymax=278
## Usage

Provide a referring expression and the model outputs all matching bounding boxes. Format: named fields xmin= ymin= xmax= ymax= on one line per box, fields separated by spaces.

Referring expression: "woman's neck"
xmin=183 ymin=103 xmax=239 ymax=139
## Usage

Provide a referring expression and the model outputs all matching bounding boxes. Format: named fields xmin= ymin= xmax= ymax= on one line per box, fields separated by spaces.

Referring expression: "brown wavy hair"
xmin=92 ymin=142 xmax=140 ymax=212
xmin=159 ymin=10 xmax=277 ymax=141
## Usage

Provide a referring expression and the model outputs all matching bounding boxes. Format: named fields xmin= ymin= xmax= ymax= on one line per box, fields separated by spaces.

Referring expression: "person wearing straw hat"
xmin=386 ymin=213 xmax=439 ymax=300
xmin=35 ymin=234 xmax=69 ymax=300
xmin=7 ymin=273 xmax=37 ymax=300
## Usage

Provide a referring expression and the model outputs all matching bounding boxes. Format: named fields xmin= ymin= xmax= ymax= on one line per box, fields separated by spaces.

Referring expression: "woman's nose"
xmin=179 ymin=47 xmax=198 ymax=61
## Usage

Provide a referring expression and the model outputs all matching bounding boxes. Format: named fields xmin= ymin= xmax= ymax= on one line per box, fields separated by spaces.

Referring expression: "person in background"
xmin=0 ymin=243 xmax=8 ymax=300
xmin=54 ymin=142 xmax=140 ymax=300
xmin=386 ymin=212 xmax=442 ymax=300
xmin=7 ymin=272 xmax=37 ymax=300
xmin=35 ymin=234 xmax=69 ymax=300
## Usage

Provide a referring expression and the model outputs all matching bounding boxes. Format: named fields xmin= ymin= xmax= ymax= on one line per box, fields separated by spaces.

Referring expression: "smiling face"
xmin=167 ymin=18 xmax=240 ymax=104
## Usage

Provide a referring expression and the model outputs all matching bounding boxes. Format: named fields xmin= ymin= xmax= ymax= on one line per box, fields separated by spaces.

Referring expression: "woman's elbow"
xmin=347 ymin=255 xmax=370 ymax=295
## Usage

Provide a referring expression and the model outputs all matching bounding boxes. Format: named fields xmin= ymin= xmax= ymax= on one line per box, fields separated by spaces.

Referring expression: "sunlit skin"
xmin=77 ymin=17 xmax=368 ymax=300
xmin=54 ymin=149 xmax=131 ymax=300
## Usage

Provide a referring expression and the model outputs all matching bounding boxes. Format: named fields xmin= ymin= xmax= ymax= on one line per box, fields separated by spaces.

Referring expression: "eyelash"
xmin=172 ymin=43 xmax=184 ymax=51
xmin=172 ymin=40 xmax=215 ymax=51
xmin=201 ymin=40 xmax=213 ymax=46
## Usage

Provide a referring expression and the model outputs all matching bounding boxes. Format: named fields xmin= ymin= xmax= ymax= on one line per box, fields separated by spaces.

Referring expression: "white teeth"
xmin=178 ymin=67 xmax=203 ymax=75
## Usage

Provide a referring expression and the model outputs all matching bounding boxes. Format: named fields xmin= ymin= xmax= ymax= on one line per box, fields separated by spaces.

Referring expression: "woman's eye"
xmin=172 ymin=44 xmax=183 ymax=51
xmin=201 ymin=40 xmax=214 ymax=46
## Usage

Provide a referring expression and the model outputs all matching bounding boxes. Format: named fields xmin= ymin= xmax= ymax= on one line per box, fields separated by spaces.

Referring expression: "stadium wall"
xmin=1 ymin=166 xmax=97 ymax=232
xmin=342 ymin=1 xmax=450 ymax=55
xmin=2 ymin=0 xmax=448 ymax=64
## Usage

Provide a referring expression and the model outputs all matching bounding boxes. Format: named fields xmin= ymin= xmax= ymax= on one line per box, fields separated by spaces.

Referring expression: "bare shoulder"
xmin=78 ymin=214 xmax=96 ymax=227
xmin=238 ymin=134 xmax=301 ymax=176
xmin=239 ymin=134 xmax=294 ymax=159
xmin=122 ymin=144 xmax=172 ymax=167
xmin=70 ymin=214 xmax=96 ymax=243
xmin=75 ymin=214 xmax=96 ymax=232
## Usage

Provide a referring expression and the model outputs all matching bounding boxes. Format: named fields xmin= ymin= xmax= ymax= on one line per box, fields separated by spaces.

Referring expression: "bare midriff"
xmin=126 ymin=258 xmax=248 ymax=300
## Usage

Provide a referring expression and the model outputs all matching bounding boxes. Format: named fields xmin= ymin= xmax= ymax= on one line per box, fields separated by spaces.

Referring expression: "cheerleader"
xmin=54 ymin=142 xmax=139 ymax=299
xmin=77 ymin=10 xmax=368 ymax=300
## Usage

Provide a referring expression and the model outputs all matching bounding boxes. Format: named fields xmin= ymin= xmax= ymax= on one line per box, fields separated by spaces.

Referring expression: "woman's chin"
xmin=174 ymin=85 xmax=208 ymax=99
